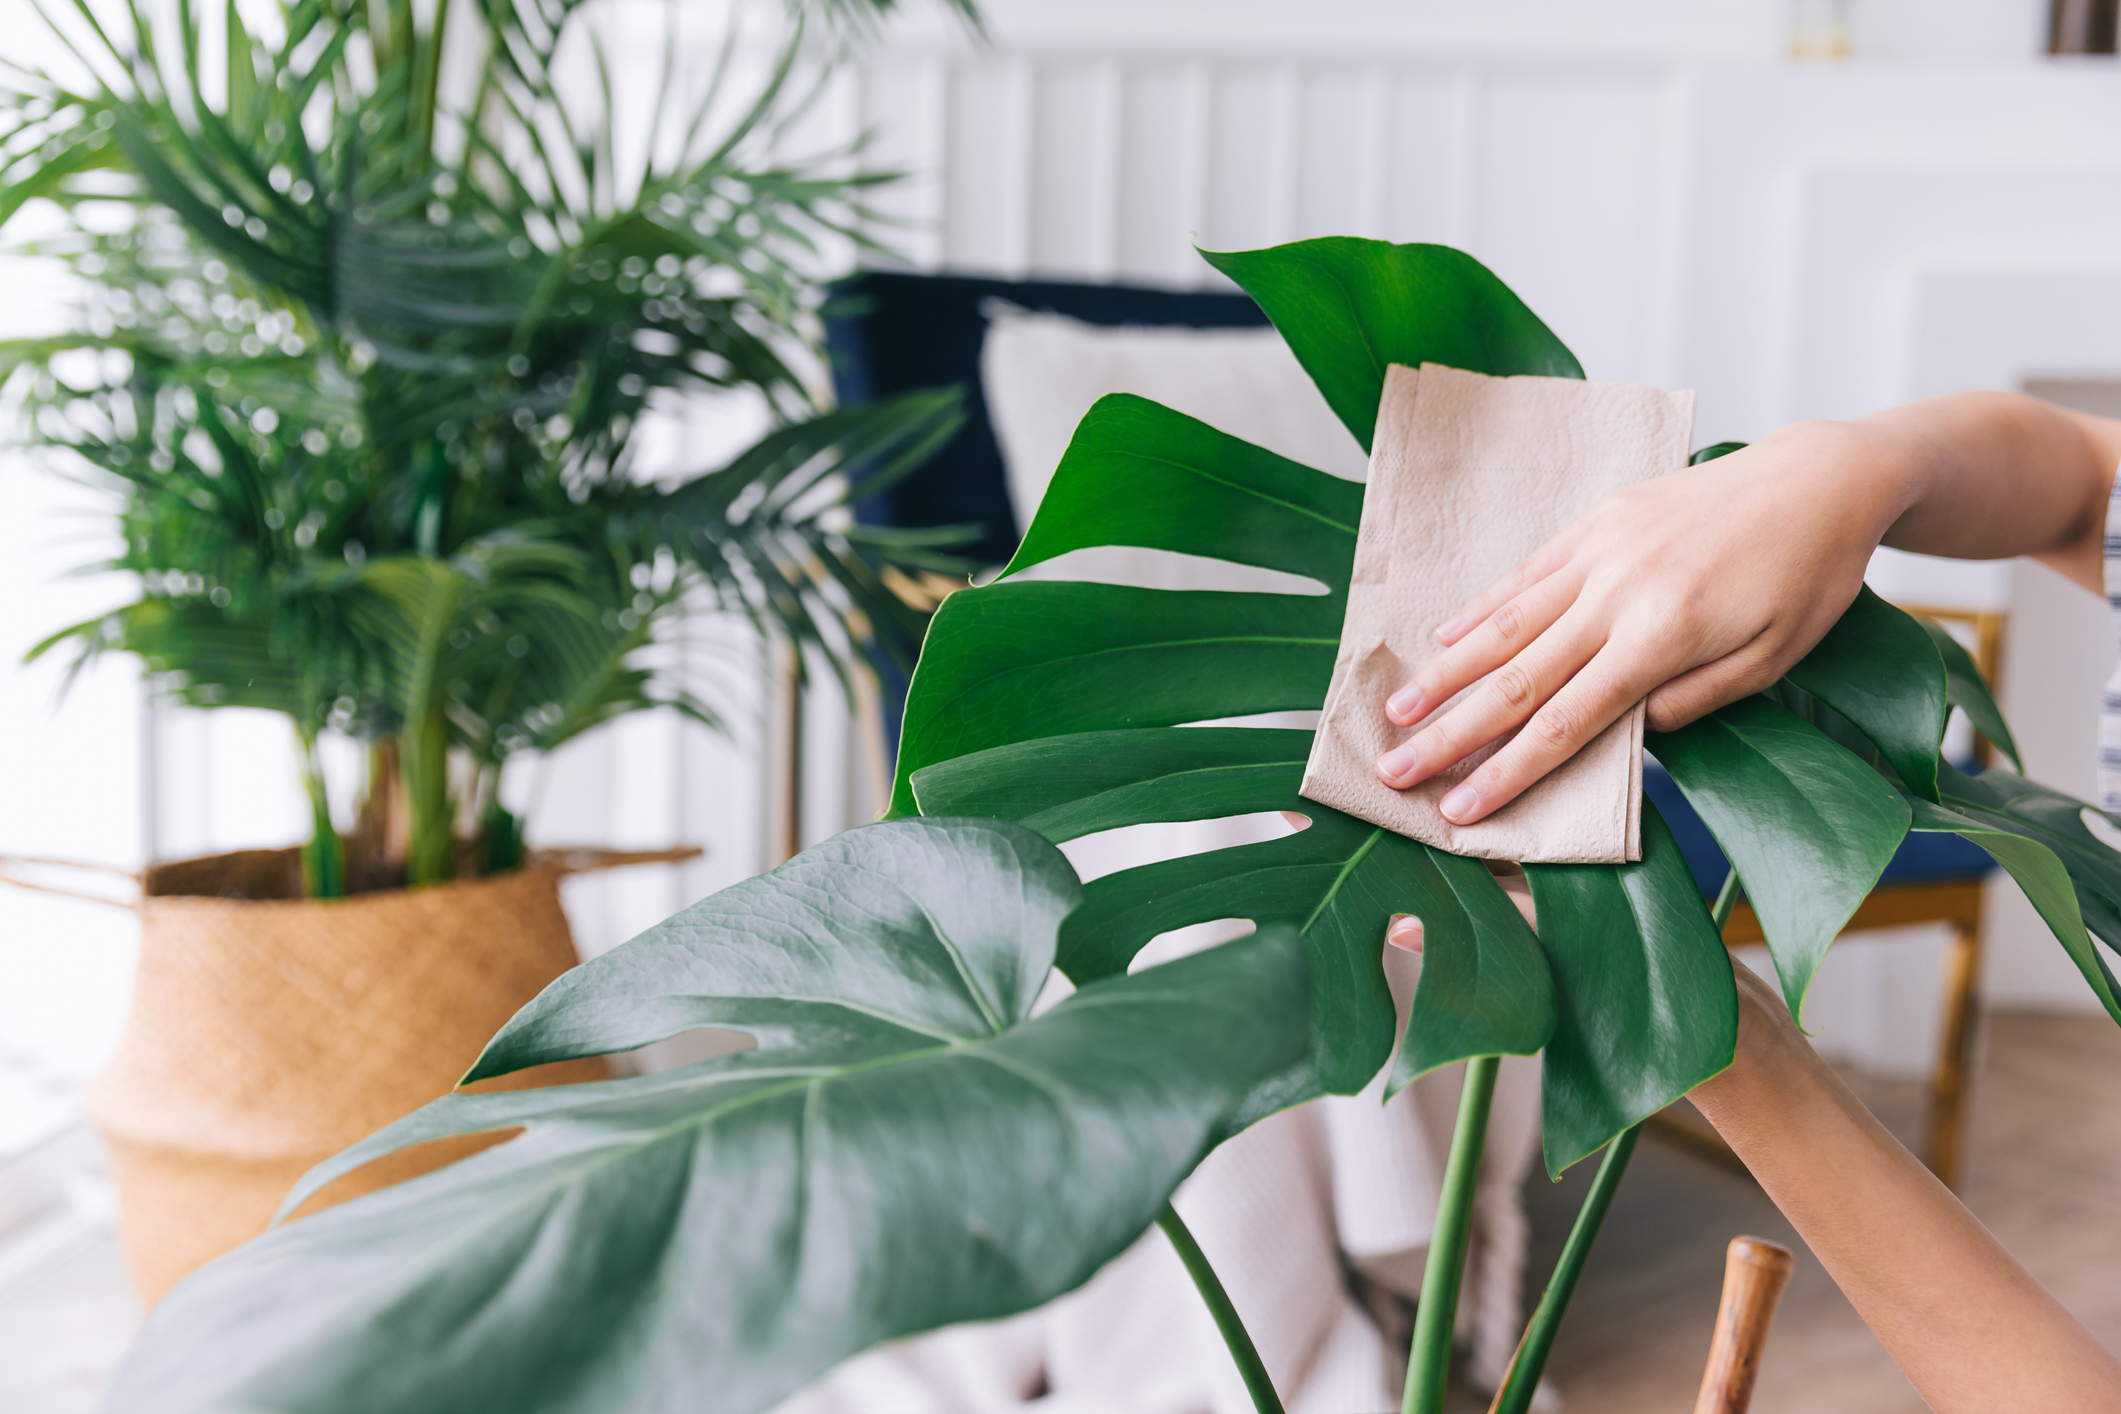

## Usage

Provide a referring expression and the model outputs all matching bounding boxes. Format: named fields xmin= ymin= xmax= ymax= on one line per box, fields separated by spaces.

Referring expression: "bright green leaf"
xmin=1916 ymin=764 xmax=2121 ymax=1024
xmin=1688 ymin=440 xmax=1747 ymax=465
xmin=1905 ymin=793 xmax=2118 ymax=1025
xmin=890 ymin=583 xmax=1342 ymax=820
xmin=1651 ymin=695 xmax=1910 ymax=1020
xmin=1524 ymin=807 xmax=1739 ymax=1176
xmin=1388 ymin=849 xmax=1556 ymax=1088
xmin=1916 ymin=616 xmax=2022 ymax=770
xmin=915 ymin=726 xmax=1432 ymax=1127
xmin=1000 ymin=392 xmax=1363 ymax=581
xmin=888 ymin=394 xmax=1362 ymax=819
xmin=912 ymin=724 xmax=1313 ymax=843
xmin=1783 ymin=586 xmax=1948 ymax=802
xmin=1199 ymin=237 xmax=1583 ymax=452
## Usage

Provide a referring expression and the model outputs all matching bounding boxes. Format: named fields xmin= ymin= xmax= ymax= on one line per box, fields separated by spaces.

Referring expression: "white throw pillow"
xmin=979 ymin=304 xmax=1369 ymax=537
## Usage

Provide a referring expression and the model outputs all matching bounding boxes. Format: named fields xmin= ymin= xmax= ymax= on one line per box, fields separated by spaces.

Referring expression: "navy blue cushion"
xmin=1644 ymin=762 xmax=1997 ymax=900
xmin=824 ymin=270 xmax=1269 ymax=568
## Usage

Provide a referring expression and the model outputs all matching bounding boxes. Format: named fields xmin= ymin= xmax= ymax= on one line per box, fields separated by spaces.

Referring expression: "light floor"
xmin=6 ymin=1011 xmax=2117 ymax=1414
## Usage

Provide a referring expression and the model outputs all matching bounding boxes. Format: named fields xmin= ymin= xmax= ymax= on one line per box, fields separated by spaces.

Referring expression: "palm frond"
xmin=5 ymin=0 xmax=980 ymax=890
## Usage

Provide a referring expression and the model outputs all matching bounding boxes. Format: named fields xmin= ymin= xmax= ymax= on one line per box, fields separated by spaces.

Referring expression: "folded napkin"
xmin=1299 ymin=363 xmax=1695 ymax=864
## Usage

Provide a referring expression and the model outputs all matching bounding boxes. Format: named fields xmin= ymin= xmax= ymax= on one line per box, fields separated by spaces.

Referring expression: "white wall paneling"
xmin=850 ymin=47 xmax=1683 ymax=378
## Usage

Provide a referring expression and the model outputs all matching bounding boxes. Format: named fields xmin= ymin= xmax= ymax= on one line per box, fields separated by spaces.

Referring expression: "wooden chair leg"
xmin=766 ymin=640 xmax=803 ymax=869
xmin=1693 ymin=1236 xmax=1795 ymax=1414
xmin=1924 ymin=918 xmax=1983 ymax=1191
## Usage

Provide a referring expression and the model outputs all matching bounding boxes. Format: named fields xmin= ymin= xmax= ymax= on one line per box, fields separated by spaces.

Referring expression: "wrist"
xmin=1768 ymin=417 xmax=1927 ymax=546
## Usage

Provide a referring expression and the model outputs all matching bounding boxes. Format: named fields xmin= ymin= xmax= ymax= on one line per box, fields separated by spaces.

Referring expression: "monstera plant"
xmin=101 ymin=238 xmax=2121 ymax=1414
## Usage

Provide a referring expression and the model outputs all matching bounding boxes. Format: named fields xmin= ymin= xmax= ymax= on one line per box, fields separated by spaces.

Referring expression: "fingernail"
xmin=1387 ymin=914 xmax=1424 ymax=953
xmin=1435 ymin=614 xmax=1465 ymax=642
xmin=1439 ymin=784 xmax=1479 ymax=822
xmin=1386 ymin=685 xmax=1424 ymax=721
xmin=1378 ymin=743 xmax=1420 ymax=784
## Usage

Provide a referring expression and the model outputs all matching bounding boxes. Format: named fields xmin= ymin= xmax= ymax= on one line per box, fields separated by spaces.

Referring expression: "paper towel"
xmin=1299 ymin=362 xmax=1694 ymax=864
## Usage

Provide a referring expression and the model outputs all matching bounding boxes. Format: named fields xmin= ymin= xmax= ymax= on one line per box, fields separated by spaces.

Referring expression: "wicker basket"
xmin=79 ymin=848 xmax=626 ymax=1305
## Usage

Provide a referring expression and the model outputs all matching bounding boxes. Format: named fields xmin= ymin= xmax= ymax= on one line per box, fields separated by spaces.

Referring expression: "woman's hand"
xmin=1372 ymin=391 xmax=2121 ymax=825
xmin=1374 ymin=420 xmax=1905 ymax=823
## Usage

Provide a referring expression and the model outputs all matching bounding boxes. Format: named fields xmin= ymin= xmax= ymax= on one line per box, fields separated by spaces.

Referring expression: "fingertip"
xmin=1434 ymin=614 xmax=1466 ymax=644
xmin=1386 ymin=914 xmax=1424 ymax=953
xmin=1438 ymin=783 xmax=1480 ymax=824
xmin=1376 ymin=742 xmax=1420 ymax=789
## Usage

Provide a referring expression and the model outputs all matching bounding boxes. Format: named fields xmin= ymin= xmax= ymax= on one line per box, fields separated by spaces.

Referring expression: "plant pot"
xmin=87 ymin=848 xmax=610 ymax=1305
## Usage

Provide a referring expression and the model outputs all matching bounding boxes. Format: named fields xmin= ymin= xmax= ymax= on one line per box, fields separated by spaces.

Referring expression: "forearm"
xmin=1822 ymin=391 xmax=2120 ymax=592
xmin=1691 ymin=1032 xmax=2121 ymax=1413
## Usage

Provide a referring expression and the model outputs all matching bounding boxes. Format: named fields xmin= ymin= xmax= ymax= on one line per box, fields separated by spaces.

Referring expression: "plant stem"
xmin=1710 ymin=866 xmax=1742 ymax=932
xmin=403 ymin=708 xmax=455 ymax=887
xmin=1157 ymin=1203 xmax=1285 ymax=1414
xmin=1485 ymin=1125 xmax=1640 ymax=1414
xmin=1485 ymin=869 xmax=1743 ymax=1412
xmin=294 ymin=725 xmax=345 ymax=900
xmin=1402 ymin=1053 xmax=1501 ymax=1414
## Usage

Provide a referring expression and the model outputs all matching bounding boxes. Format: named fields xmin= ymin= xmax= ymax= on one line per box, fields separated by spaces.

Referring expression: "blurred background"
xmin=7 ymin=1 xmax=2121 ymax=1410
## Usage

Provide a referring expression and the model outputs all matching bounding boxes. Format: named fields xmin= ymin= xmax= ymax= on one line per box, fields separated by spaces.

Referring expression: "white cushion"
xmin=979 ymin=304 xmax=1369 ymax=539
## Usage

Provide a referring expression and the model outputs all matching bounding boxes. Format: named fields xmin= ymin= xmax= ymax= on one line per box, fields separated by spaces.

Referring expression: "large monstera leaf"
xmin=894 ymin=236 xmax=2121 ymax=1173
xmin=103 ymin=819 xmax=1311 ymax=1414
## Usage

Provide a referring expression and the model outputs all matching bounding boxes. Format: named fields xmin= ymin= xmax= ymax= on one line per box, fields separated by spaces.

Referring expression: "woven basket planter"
xmin=84 ymin=849 xmax=619 ymax=1305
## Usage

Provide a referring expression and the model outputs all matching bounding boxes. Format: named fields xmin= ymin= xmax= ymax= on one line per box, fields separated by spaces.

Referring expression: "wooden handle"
xmin=1692 ymin=1235 xmax=1795 ymax=1414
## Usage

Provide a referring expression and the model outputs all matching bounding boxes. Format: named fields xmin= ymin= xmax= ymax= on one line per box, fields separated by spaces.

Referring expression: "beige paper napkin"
xmin=1299 ymin=363 xmax=1694 ymax=864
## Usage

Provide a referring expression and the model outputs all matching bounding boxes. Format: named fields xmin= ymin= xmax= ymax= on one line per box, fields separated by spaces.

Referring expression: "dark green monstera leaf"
xmin=894 ymin=236 xmax=2121 ymax=1175
xmin=1782 ymin=586 xmax=1949 ymax=802
xmin=1913 ymin=764 xmax=2121 ymax=1024
xmin=1523 ymin=806 xmax=1739 ymax=1173
xmin=914 ymin=727 xmax=1555 ymax=1129
xmin=1199 ymin=237 xmax=1585 ymax=451
xmin=101 ymin=819 xmax=1310 ymax=1414
xmin=1652 ymin=694 xmax=1911 ymax=1020
xmin=897 ymin=240 xmax=1695 ymax=1170
xmin=1917 ymin=615 xmax=2023 ymax=770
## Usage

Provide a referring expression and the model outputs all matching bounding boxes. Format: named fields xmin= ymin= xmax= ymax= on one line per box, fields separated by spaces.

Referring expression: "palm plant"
xmin=2 ymin=0 xmax=971 ymax=893
xmin=94 ymin=238 xmax=2121 ymax=1414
